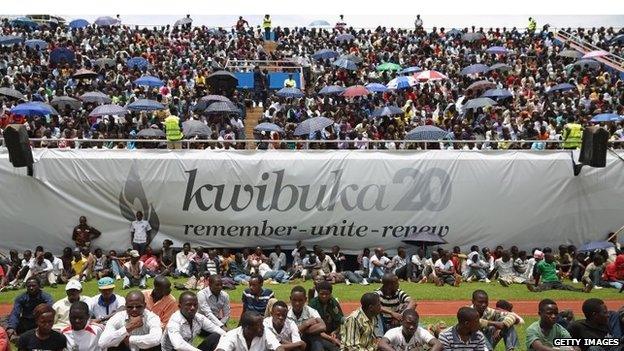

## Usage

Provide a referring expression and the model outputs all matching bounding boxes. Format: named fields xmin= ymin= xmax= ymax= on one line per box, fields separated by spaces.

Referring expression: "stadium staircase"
xmin=244 ymin=107 xmax=264 ymax=149
xmin=263 ymin=40 xmax=278 ymax=55
xmin=554 ymin=30 xmax=624 ymax=72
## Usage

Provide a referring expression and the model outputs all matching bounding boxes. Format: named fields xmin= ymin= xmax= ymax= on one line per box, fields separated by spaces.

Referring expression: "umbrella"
xmin=80 ymin=91 xmax=111 ymax=104
xmin=51 ymin=96 xmax=81 ymax=110
xmin=312 ymin=49 xmax=339 ymax=60
xmin=547 ymin=83 xmax=576 ymax=93
xmin=583 ymin=50 xmax=609 ymax=59
xmin=319 ymin=85 xmax=346 ymax=95
xmin=464 ymin=97 xmax=497 ymax=109
xmin=24 ymin=39 xmax=48 ymax=50
xmin=276 ymin=87 xmax=305 ymax=98
xmin=137 ymin=128 xmax=165 ymax=138
xmin=338 ymin=54 xmax=363 ymax=63
xmin=460 ymin=64 xmax=490 ymax=76
xmin=342 ymin=85 xmax=370 ymax=98
xmin=193 ymin=95 xmax=232 ymax=111
xmin=591 ymin=113 xmax=623 ymax=123
xmin=402 ymin=231 xmax=448 ymax=245
xmin=49 ymin=48 xmax=76 ymax=64
xmin=386 ymin=76 xmax=417 ymax=90
xmin=293 ymin=116 xmax=334 ymax=136
xmin=254 ymin=122 xmax=284 ymax=133
xmin=376 ymin=62 xmax=402 ymax=72
xmin=558 ymin=49 xmax=583 ymax=59
xmin=0 ymin=87 xmax=26 ymax=101
xmin=206 ymin=70 xmax=238 ymax=91
xmin=10 ymin=102 xmax=58 ymax=116
xmin=10 ymin=17 xmax=38 ymax=29
xmin=485 ymin=46 xmax=509 ymax=54
xmin=205 ymin=101 xmax=241 ymax=114
xmin=0 ymin=35 xmax=24 ymax=46
xmin=573 ymin=59 xmax=601 ymax=70
xmin=335 ymin=34 xmax=355 ymax=43
xmin=182 ymin=120 xmax=212 ymax=138
xmin=174 ymin=17 xmax=192 ymax=27
xmin=405 ymin=125 xmax=450 ymax=141
xmin=69 ymin=19 xmax=90 ymax=29
xmin=126 ymin=99 xmax=166 ymax=112
xmin=488 ymin=63 xmax=512 ymax=72
xmin=467 ymin=80 xmax=496 ymax=92
xmin=309 ymin=20 xmax=331 ymax=27
xmin=332 ymin=58 xmax=358 ymax=71
xmin=95 ymin=16 xmax=120 ymax=26
xmin=446 ymin=28 xmax=462 ymax=37
xmin=578 ymin=241 xmax=614 ymax=253
xmin=73 ymin=68 xmax=98 ymax=79
xmin=462 ymin=32 xmax=485 ymax=42
xmin=371 ymin=105 xmax=404 ymax=118
xmin=127 ymin=57 xmax=149 ymax=70
xmin=482 ymin=88 xmax=513 ymax=99
xmin=94 ymin=58 xmax=116 ymax=69
xmin=89 ymin=104 xmax=128 ymax=117
xmin=414 ymin=70 xmax=448 ymax=81
xmin=365 ymin=83 xmax=389 ymax=93
xmin=399 ymin=66 xmax=422 ymax=74
xmin=611 ymin=34 xmax=624 ymax=44
xmin=134 ymin=76 xmax=164 ymax=88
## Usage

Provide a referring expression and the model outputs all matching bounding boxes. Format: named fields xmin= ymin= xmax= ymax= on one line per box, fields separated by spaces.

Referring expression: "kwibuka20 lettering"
xmin=182 ymin=167 xmax=452 ymax=212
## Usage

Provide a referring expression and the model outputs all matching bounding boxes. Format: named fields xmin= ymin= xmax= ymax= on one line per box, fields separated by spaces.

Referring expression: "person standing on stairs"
xmin=263 ymin=15 xmax=272 ymax=41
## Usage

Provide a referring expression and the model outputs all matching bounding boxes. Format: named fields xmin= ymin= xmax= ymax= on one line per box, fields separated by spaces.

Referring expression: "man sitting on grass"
xmin=525 ymin=299 xmax=579 ymax=351
xmin=308 ymin=281 xmax=343 ymax=347
xmin=215 ymin=311 xmax=284 ymax=351
xmin=496 ymin=250 xmax=527 ymax=287
xmin=378 ymin=309 xmax=443 ymax=351
xmin=470 ymin=289 xmax=523 ymax=350
xmin=341 ymin=292 xmax=382 ymax=351
xmin=264 ymin=301 xmax=306 ymax=350
xmin=527 ymin=252 xmax=592 ymax=293
xmin=376 ymin=273 xmax=417 ymax=332
xmin=438 ymin=307 xmax=487 ymax=350
xmin=434 ymin=251 xmax=461 ymax=287
xmin=288 ymin=285 xmax=338 ymax=351
xmin=242 ymin=274 xmax=275 ymax=315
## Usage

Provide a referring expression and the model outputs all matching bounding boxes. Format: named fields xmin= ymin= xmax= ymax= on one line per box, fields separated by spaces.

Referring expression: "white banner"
xmin=1 ymin=149 xmax=623 ymax=254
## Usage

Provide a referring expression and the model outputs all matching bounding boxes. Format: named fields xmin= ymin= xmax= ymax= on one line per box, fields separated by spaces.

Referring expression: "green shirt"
xmin=309 ymin=296 xmax=344 ymax=334
xmin=536 ymin=260 xmax=559 ymax=283
xmin=526 ymin=321 xmax=571 ymax=350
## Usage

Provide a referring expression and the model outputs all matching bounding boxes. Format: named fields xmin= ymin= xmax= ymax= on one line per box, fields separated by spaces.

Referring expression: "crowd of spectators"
xmin=0 ymin=16 xmax=623 ymax=150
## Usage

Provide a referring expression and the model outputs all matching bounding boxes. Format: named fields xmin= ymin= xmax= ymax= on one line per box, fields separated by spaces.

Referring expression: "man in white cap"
xmin=52 ymin=279 xmax=90 ymax=331
xmin=90 ymin=277 xmax=126 ymax=324
xmin=123 ymin=250 xmax=146 ymax=290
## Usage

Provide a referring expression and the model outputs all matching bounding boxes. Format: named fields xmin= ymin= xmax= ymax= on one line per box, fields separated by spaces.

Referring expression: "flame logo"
xmin=119 ymin=164 xmax=160 ymax=235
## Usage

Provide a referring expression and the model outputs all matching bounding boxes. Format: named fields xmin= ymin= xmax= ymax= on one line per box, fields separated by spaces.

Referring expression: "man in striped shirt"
xmin=438 ymin=307 xmax=487 ymax=350
xmin=341 ymin=293 xmax=382 ymax=351
xmin=376 ymin=273 xmax=417 ymax=332
xmin=242 ymin=275 xmax=274 ymax=315
xmin=470 ymin=289 xmax=523 ymax=350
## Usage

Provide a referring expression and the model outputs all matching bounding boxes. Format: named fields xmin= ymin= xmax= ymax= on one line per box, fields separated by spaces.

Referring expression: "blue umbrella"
xmin=312 ymin=49 xmax=339 ymax=60
xmin=371 ymin=105 xmax=404 ymax=118
xmin=10 ymin=17 xmax=38 ymax=30
xmin=460 ymin=64 xmax=490 ymax=75
xmin=127 ymin=57 xmax=149 ymax=70
xmin=547 ymin=83 xmax=576 ymax=93
xmin=276 ymin=87 xmax=305 ymax=98
xmin=399 ymin=66 xmax=422 ymax=74
xmin=578 ymin=241 xmax=614 ymax=253
xmin=446 ymin=28 xmax=462 ymax=37
xmin=89 ymin=104 xmax=128 ymax=117
xmin=49 ymin=47 xmax=76 ymax=64
xmin=482 ymin=88 xmax=513 ymax=99
xmin=0 ymin=35 xmax=25 ymax=46
xmin=387 ymin=76 xmax=417 ymax=90
xmin=332 ymin=58 xmax=357 ymax=70
xmin=365 ymin=83 xmax=389 ymax=93
xmin=464 ymin=97 xmax=497 ymax=109
xmin=319 ymin=85 xmax=346 ymax=95
xmin=25 ymin=39 xmax=48 ymax=50
xmin=573 ymin=59 xmax=601 ymax=70
xmin=335 ymin=34 xmax=355 ymax=43
xmin=95 ymin=16 xmax=120 ymax=26
xmin=133 ymin=76 xmax=164 ymax=87
xmin=488 ymin=63 xmax=512 ymax=72
xmin=126 ymin=99 xmax=166 ymax=112
xmin=405 ymin=126 xmax=449 ymax=141
xmin=309 ymin=20 xmax=331 ymax=27
xmin=611 ymin=34 xmax=624 ymax=44
xmin=11 ymin=102 xmax=58 ymax=116
xmin=591 ymin=113 xmax=623 ymax=123
xmin=485 ymin=46 xmax=509 ymax=54
xmin=294 ymin=116 xmax=334 ymax=136
xmin=69 ymin=19 xmax=90 ymax=29
xmin=255 ymin=122 xmax=285 ymax=133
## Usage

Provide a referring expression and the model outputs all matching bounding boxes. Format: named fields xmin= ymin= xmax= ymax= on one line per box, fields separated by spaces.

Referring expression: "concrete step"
xmin=263 ymin=41 xmax=278 ymax=54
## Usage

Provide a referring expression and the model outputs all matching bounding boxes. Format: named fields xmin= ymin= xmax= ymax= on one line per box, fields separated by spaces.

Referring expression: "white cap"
xmin=65 ymin=279 xmax=82 ymax=291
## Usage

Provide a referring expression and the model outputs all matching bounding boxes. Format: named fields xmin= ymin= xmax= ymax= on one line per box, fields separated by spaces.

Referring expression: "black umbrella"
xmin=206 ymin=70 xmax=238 ymax=92
xmin=0 ymin=87 xmax=26 ymax=101
xmin=51 ymin=96 xmax=81 ymax=110
xmin=73 ymin=68 xmax=98 ymax=79
xmin=94 ymin=58 xmax=116 ymax=69
xmin=80 ymin=91 xmax=112 ymax=104
xmin=193 ymin=95 xmax=231 ymax=111
xmin=182 ymin=120 xmax=212 ymax=138
xmin=205 ymin=101 xmax=241 ymax=114
xmin=402 ymin=232 xmax=448 ymax=246
xmin=137 ymin=128 xmax=166 ymax=138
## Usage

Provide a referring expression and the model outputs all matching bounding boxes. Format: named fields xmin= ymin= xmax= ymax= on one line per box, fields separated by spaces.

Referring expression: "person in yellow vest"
xmin=263 ymin=14 xmax=272 ymax=41
xmin=283 ymin=74 xmax=296 ymax=88
xmin=164 ymin=115 xmax=183 ymax=149
xmin=562 ymin=116 xmax=583 ymax=149
xmin=527 ymin=17 xmax=537 ymax=34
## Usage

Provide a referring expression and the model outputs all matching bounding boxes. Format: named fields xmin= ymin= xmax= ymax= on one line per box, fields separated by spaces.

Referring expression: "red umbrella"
xmin=342 ymin=85 xmax=370 ymax=98
xmin=414 ymin=70 xmax=448 ymax=81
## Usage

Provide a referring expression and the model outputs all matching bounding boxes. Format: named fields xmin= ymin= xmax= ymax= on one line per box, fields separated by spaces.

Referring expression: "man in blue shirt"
xmin=6 ymin=277 xmax=54 ymax=340
xmin=241 ymin=275 xmax=274 ymax=315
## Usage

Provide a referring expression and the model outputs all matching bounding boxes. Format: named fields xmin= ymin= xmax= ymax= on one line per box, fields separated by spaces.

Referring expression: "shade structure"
xmin=312 ymin=49 xmax=339 ymax=60
xmin=414 ymin=70 xmax=448 ymax=81
xmin=10 ymin=102 xmax=58 ymax=116
xmin=582 ymin=50 xmax=609 ymax=59
xmin=24 ymin=39 xmax=48 ymax=50
xmin=482 ymin=88 xmax=513 ymax=99
xmin=466 ymin=80 xmax=496 ymax=92
xmin=254 ymin=122 xmax=285 ymax=133
xmin=205 ymin=101 xmax=241 ymax=114
xmin=80 ymin=91 xmax=111 ymax=104
xmin=174 ymin=17 xmax=192 ymax=27
xmin=137 ymin=128 xmax=165 ymax=138
xmin=126 ymin=99 xmax=166 ymax=112
xmin=182 ymin=119 xmax=212 ymax=138
xmin=399 ymin=66 xmax=422 ymax=74
xmin=95 ymin=16 xmax=120 ymax=26
xmin=547 ymin=83 xmax=576 ymax=93
xmin=0 ymin=87 xmax=26 ymax=101
xmin=386 ymin=76 xmax=417 ymax=90
xmin=371 ymin=105 xmax=404 ymax=118
xmin=461 ymin=32 xmax=485 ymax=42
xmin=49 ymin=47 xmax=75 ymax=64
xmin=464 ymin=97 xmax=497 ymax=109
xmin=332 ymin=58 xmax=358 ymax=70
xmin=0 ymin=35 xmax=24 ymax=46
xmin=51 ymin=96 xmax=81 ymax=110
xmin=73 ymin=68 xmax=98 ymax=79
xmin=558 ymin=49 xmax=583 ymax=58
xmin=319 ymin=85 xmax=346 ymax=95
xmin=405 ymin=125 xmax=449 ymax=141
xmin=365 ymin=83 xmax=388 ymax=93
xmin=88 ymin=104 xmax=128 ymax=117
xmin=69 ymin=19 xmax=90 ymax=29
xmin=276 ymin=87 xmax=305 ymax=98
xmin=133 ymin=76 xmax=164 ymax=87
xmin=376 ymin=62 xmax=402 ymax=72
xmin=488 ymin=63 xmax=512 ymax=72
xmin=94 ymin=58 xmax=116 ymax=69
xmin=293 ymin=116 xmax=334 ymax=136
xmin=460 ymin=64 xmax=490 ymax=76
xmin=591 ymin=113 xmax=622 ymax=123
xmin=335 ymin=34 xmax=355 ymax=43
xmin=342 ymin=85 xmax=370 ymax=98
xmin=485 ymin=46 xmax=509 ymax=54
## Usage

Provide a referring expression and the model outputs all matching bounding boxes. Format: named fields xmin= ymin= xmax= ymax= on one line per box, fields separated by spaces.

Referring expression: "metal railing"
xmin=556 ymin=30 xmax=624 ymax=72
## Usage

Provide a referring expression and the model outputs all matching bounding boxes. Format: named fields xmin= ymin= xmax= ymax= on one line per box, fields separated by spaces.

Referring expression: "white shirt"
xmin=51 ymin=256 xmax=64 ymax=276
xmin=197 ymin=288 xmax=231 ymax=326
xmin=176 ymin=251 xmax=193 ymax=273
xmin=382 ymin=326 xmax=435 ymax=350
xmin=287 ymin=305 xmax=321 ymax=326
xmin=370 ymin=255 xmax=390 ymax=268
xmin=29 ymin=259 xmax=53 ymax=274
xmin=161 ymin=310 xmax=225 ymax=351
xmin=269 ymin=252 xmax=286 ymax=271
xmin=434 ymin=259 xmax=454 ymax=272
xmin=52 ymin=296 xmax=91 ymax=331
xmin=258 ymin=262 xmax=273 ymax=277
xmin=215 ymin=326 xmax=282 ymax=351
xmin=494 ymin=258 xmax=516 ymax=278
xmin=89 ymin=293 xmax=126 ymax=320
xmin=98 ymin=310 xmax=162 ymax=351
xmin=130 ymin=220 xmax=152 ymax=243
xmin=63 ymin=323 xmax=104 ymax=351
xmin=263 ymin=316 xmax=301 ymax=343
